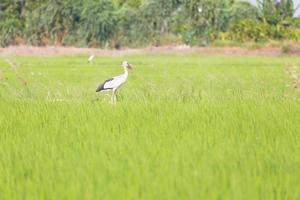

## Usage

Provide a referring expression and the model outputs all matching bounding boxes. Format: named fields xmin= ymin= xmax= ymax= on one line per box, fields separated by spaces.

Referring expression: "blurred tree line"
xmin=0 ymin=0 xmax=299 ymax=47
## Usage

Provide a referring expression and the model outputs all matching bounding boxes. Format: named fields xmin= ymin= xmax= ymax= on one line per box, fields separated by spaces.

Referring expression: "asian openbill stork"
xmin=96 ymin=61 xmax=132 ymax=103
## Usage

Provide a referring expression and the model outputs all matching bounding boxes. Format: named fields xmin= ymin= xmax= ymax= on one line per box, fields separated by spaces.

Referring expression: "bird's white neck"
xmin=123 ymin=66 xmax=128 ymax=77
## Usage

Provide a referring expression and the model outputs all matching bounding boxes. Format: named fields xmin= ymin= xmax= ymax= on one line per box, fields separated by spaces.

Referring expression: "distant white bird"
xmin=198 ymin=6 xmax=203 ymax=13
xmin=96 ymin=61 xmax=132 ymax=103
xmin=88 ymin=54 xmax=95 ymax=64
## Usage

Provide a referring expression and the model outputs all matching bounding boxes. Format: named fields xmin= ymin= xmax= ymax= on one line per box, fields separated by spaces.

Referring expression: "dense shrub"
xmin=79 ymin=0 xmax=118 ymax=47
xmin=0 ymin=0 xmax=300 ymax=47
xmin=219 ymin=20 xmax=300 ymax=43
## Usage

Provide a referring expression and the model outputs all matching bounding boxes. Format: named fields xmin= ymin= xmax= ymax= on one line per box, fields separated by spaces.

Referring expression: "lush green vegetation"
xmin=0 ymin=54 xmax=300 ymax=199
xmin=0 ymin=0 xmax=300 ymax=47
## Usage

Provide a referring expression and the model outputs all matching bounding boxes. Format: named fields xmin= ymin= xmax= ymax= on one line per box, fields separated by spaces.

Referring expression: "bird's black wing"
xmin=96 ymin=78 xmax=114 ymax=92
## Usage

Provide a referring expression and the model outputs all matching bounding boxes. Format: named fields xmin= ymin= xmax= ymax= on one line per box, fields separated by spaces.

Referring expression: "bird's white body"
xmin=96 ymin=61 xmax=132 ymax=103
xmin=100 ymin=68 xmax=128 ymax=91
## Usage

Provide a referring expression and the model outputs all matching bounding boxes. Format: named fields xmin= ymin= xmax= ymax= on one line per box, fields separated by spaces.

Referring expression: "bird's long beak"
xmin=128 ymin=64 xmax=133 ymax=70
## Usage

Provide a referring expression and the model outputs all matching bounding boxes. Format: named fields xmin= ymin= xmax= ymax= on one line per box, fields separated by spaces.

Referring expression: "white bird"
xmin=198 ymin=7 xmax=203 ymax=13
xmin=88 ymin=54 xmax=95 ymax=64
xmin=96 ymin=61 xmax=132 ymax=103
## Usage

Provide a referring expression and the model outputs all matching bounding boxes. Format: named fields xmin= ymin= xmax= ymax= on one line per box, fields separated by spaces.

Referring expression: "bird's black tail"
xmin=96 ymin=84 xmax=104 ymax=92
xmin=96 ymin=78 xmax=113 ymax=92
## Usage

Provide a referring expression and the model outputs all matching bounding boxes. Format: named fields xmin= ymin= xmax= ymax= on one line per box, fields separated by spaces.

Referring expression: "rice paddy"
xmin=0 ymin=54 xmax=300 ymax=199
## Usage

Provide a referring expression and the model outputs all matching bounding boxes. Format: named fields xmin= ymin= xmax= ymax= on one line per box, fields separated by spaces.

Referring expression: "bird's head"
xmin=122 ymin=61 xmax=132 ymax=70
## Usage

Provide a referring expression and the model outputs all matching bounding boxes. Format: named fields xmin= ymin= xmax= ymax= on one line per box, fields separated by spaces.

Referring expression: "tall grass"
xmin=0 ymin=54 xmax=300 ymax=199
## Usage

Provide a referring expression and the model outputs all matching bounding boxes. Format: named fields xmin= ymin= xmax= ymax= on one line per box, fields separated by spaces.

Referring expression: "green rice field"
xmin=0 ymin=54 xmax=300 ymax=199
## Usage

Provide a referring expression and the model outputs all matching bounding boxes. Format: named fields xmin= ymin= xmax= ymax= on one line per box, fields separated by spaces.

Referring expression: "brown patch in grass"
xmin=0 ymin=45 xmax=287 ymax=57
xmin=284 ymin=64 xmax=300 ymax=92
xmin=5 ymin=59 xmax=28 ymax=86
xmin=0 ymin=70 xmax=5 ymax=82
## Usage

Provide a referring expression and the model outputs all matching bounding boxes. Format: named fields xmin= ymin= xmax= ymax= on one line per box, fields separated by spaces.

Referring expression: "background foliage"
xmin=0 ymin=0 xmax=299 ymax=47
